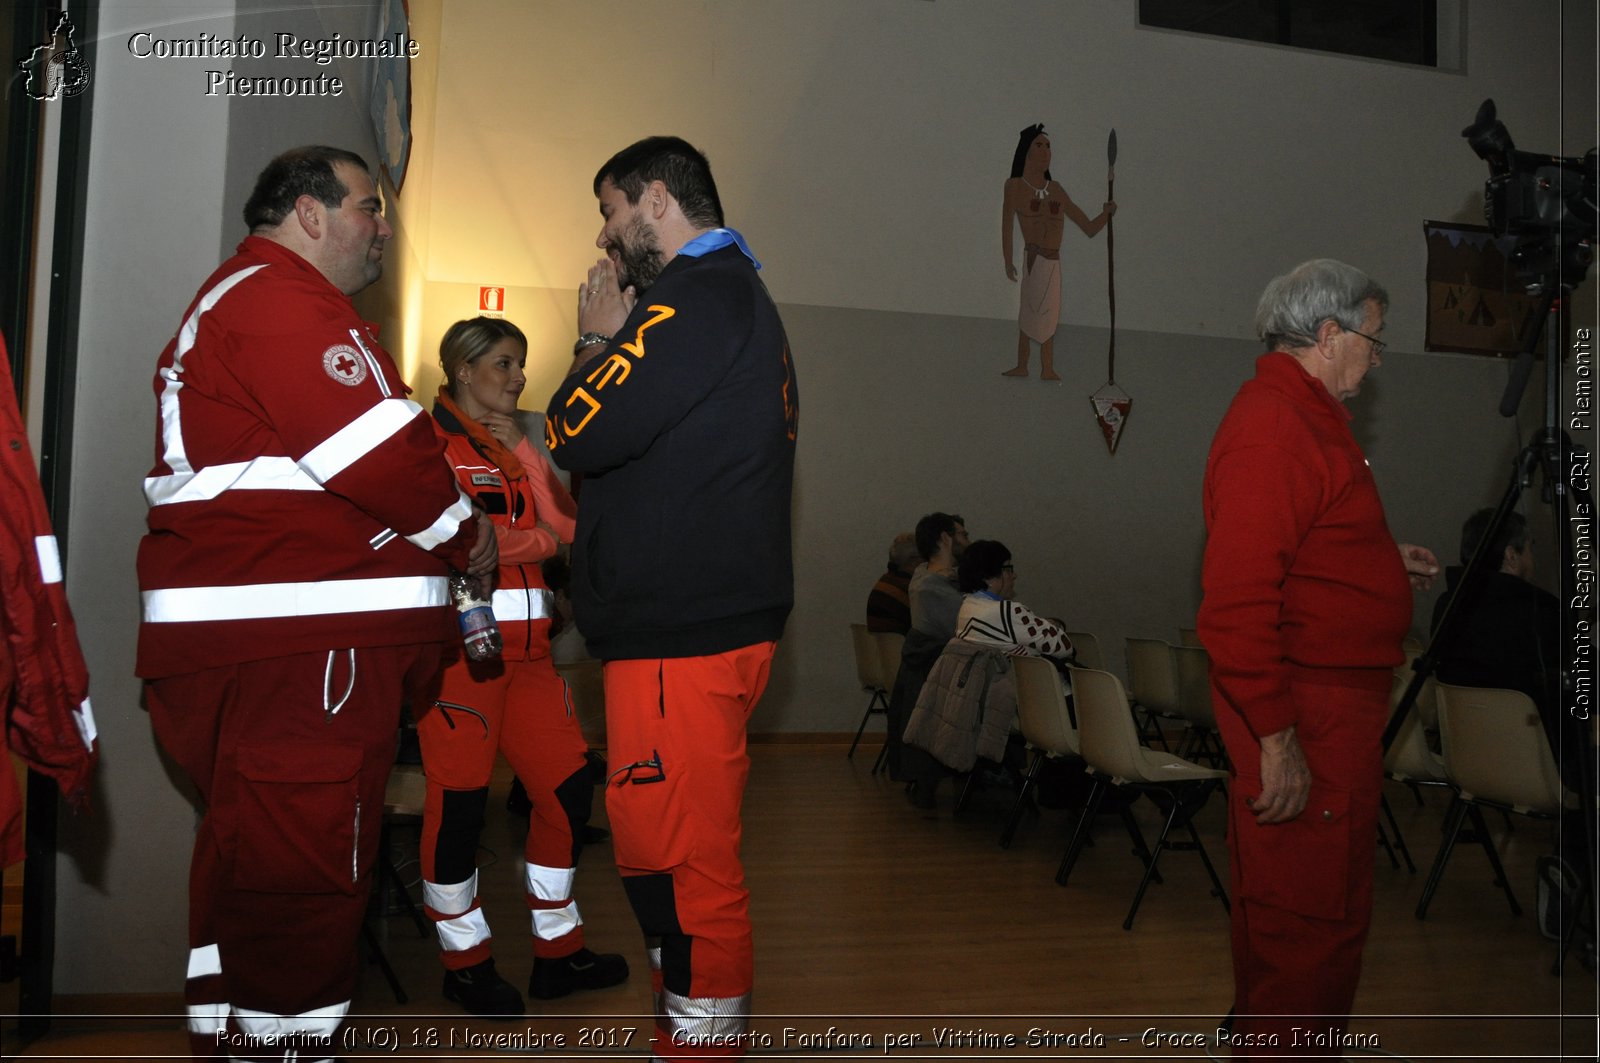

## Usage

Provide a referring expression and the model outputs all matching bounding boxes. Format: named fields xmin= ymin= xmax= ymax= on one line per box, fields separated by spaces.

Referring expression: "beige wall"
xmin=38 ymin=0 xmax=1596 ymax=992
xmin=403 ymin=0 xmax=1593 ymax=731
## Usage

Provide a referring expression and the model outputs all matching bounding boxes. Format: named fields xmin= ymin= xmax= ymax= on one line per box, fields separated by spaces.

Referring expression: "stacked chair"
xmin=1416 ymin=683 xmax=1578 ymax=923
xmin=1057 ymin=667 xmax=1230 ymax=930
xmin=1000 ymin=655 xmax=1079 ymax=849
xmin=1062 ymin=630 xmax=1105 ymax=671
xmin=1125 ymin=636 xmax=1181 ymax=749
xmin=1378 ymin=663 xmax=1446 ymax=873
xmin=848 ymin=623 xmax=902 ymax=774
xmin=1169 ymin=644 xmax=1226 ymax=768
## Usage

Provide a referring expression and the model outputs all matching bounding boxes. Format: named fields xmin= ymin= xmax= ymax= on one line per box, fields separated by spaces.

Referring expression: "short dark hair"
xmin=1460 ymin=507 xmax=1528 ymax=566
xmin=243 ymin=146 xmax=371 ymax=230
xmin=958 ymin=540 xmax=1011 ymax=593
xmin=914 ymin=512 xmax=964 ymax=563
xmin=593 ymin=136 xmax=724 ymax=229
xmin=1010 ymin=123 xmax=1051 ymax=180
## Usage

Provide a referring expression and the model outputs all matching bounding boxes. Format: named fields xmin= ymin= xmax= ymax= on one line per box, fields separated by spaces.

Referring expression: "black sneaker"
xmin=442 ymin=958 xmax=525 ymax=1018
xmin=529 ymin=948 xmax=630 ymax=999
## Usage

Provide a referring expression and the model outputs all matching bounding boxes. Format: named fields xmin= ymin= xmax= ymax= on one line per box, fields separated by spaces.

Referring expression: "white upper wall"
xmin=424 ymin=0 xmax=1587 ymax=353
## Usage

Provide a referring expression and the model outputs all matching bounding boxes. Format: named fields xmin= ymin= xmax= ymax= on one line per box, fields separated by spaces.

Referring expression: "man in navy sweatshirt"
xmin=546 ymin=136 xmax=797 ymax=1060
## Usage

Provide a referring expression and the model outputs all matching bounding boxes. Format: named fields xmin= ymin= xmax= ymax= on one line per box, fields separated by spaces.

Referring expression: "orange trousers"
xmin=416 ymin=651 xmax=591 ymax=968
xmin=603 ymin=643 xmax=775 ymax=1061
xmin=1214 ymin=675 xmax=1388 ymax=1058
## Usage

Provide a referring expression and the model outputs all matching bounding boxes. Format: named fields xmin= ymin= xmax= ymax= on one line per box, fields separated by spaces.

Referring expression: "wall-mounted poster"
xmin=1423 ymin=221 xmax=1550 ymax=358
xmin=369 ymin=0 xmax=413 ymax=195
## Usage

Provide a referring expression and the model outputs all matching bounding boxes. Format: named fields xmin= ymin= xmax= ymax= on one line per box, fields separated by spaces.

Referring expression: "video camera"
xmin=1462 ymin=98 xmax=1597 ymax=285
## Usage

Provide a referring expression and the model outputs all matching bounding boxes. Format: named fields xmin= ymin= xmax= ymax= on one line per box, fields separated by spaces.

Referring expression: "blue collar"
xmin=971 ymin=590 xmax=1002 ymax=602
xmin=677 ymin=227 xmax=761 ymax=269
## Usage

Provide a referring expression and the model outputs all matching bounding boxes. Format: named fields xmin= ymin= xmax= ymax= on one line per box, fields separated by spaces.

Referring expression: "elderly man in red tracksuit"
xmin=546 ymin=136 xmax=796 ymax=1061
xmin=1198 ymin=259 xmax=1437 ymax=1058
xmin=138 ymin=146 xmax=494 ymax=1062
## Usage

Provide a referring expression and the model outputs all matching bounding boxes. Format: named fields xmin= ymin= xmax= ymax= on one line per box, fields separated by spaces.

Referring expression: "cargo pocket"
xmin=605 ymin=748 xmax=693 ymax=873
xmin=1236 ymin=781 xmax=1353 ymax=920
xmin=233 ymin=742 xmax=364 ymax=896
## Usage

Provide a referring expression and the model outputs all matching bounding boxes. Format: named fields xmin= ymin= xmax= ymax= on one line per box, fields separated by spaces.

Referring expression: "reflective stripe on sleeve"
xmin=142 ymin=575 xmax=447 ymax=623
xmin=299 ymin=398 xmax=425 ymax=484
xmin=406 ymin=489 xmax=474 ymax=552
xmin=145 ymin=456 xmax=321 ymax=507
xmin=157 ymin=264 xmax=270 ymax=479
xmin=74 ymin=698 xmax=97 ymax=749
xmin=35 ymin=535 xmax=62 ymax=584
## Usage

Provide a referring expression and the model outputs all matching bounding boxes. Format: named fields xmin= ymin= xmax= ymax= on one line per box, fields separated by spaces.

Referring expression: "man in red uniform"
xmin=546 ymin=137 xmax=796 ymax=1060
xmin=1198 ymin=259 xmax=1438 ymax=1057
xmin=138 ymin=146 xmax=495 ymax=1061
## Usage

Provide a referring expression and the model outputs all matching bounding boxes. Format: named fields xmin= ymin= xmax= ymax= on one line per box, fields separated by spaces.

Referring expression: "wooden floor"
xmin=5 ymin=739 xmax=1597 ymax=1060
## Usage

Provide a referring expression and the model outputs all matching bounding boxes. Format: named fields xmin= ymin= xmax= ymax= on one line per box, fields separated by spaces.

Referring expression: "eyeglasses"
xmin=1345 ymin=326 xmax=1386 ymax=359
xmin=608 ymin=749 xmax=666 ymax=786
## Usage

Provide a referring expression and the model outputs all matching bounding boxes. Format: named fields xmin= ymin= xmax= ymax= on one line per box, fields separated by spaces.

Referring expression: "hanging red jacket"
xmin=0 ymin=332 xmax=98 ymax=869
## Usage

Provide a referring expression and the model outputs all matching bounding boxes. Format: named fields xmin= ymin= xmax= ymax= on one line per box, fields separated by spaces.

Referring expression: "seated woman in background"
xmin=956 ymin=539 xmax=1074 ymax=662
xmin=903 ymin=540 xmax=1075 ymax=807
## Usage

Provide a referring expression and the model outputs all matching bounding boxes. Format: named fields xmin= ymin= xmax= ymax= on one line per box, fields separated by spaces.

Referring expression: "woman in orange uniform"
xmin=418 ymin=316 xmax=627 ymax=1017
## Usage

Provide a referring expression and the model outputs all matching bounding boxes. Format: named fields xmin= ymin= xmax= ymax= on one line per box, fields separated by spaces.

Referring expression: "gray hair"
xmin=1254 ymin=259 xmax=1388 ymax=352
xmin=888 ymin=532 xmax=920 ymax=572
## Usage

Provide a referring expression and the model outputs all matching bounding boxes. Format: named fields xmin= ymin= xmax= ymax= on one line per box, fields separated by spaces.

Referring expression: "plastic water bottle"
xmin=449 ymin=572 xmax=502 ymax=660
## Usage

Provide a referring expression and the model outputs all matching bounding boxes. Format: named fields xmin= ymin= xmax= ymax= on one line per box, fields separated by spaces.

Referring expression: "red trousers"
xmin=147 ymin=643 xmax=440 ymax=1063
xmin=416 ymin=651 xmax=591 ymax=967
xmin=1214 ymin=675 xmax=1388 ymax=1058
xmin=604 ymin=643 xmax=775 ymax=1062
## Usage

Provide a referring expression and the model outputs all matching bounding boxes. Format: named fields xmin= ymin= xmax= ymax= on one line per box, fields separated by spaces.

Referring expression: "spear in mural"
xmin=1090 ymin=128 xmax=1130 ymax=454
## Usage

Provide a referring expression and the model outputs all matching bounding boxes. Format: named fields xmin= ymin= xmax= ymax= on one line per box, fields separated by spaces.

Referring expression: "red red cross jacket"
xmin=136 ymin=237 xmax=477 ymax=679
xmin=1 ymin=333 xmax=97 ymax=868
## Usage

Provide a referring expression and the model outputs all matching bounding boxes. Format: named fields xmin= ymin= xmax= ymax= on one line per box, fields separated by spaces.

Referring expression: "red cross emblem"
xmin=322 ymin=344 xmax=368 ymax=387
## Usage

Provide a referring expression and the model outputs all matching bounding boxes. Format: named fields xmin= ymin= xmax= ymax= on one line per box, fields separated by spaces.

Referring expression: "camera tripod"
xmin=1383 ymin=280 xmax=1596 ymax=968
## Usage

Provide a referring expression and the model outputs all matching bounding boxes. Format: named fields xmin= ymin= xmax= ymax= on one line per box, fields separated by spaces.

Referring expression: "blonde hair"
xmin=439 ymin=316 xmax=527 ymax=396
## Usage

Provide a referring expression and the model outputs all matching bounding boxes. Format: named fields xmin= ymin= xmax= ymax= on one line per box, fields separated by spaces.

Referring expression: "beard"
xmin=615 ymin=214 xmax=667 ymax=292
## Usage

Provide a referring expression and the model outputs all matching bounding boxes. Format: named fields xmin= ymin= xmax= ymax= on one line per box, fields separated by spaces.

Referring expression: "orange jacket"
xmin=433 ymin=401 xmax=576 ymax=660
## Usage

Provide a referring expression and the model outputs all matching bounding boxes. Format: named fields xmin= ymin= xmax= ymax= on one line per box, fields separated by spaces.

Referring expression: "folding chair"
xmin=1059 ymin=668 xmax=1229 ymax=930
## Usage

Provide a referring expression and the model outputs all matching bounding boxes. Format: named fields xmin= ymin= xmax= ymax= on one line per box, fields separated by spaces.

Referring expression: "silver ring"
xmin=588 ymin=288 xmax=598 ymax=294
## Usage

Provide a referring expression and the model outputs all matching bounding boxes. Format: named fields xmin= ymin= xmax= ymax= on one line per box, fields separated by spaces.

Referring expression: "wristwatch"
xmin=574 ymin=332 xmax=611 ymax=357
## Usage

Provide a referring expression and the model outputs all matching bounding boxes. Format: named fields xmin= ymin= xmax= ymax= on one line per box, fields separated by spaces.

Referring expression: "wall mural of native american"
xmin=999 ymin=122 xmax=1116 ymax=382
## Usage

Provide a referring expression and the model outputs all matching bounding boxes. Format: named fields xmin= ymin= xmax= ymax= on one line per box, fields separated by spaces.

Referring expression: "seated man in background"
xmin=1430 ymin=508 xmax=1567 ymax=777
xmin=865 ymin=531 xmax=920 ymax=635
xmin=1431 ymin=510 xmax=1594 ymax=949
xmin=885 ymin=512 xmax=968 ymax=781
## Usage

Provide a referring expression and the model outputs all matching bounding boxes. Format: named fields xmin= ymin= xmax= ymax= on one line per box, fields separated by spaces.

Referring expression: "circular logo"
xmin=322 ymin=344 xmax=368 ymax=387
